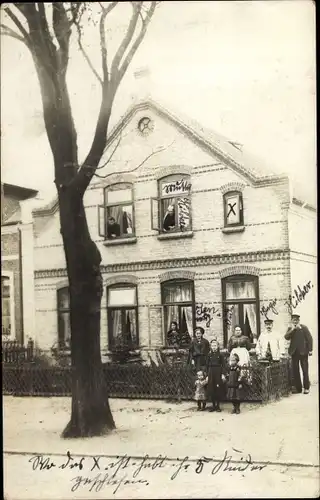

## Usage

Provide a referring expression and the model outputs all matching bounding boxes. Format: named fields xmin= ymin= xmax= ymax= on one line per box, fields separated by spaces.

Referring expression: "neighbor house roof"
xmin=32 ymin=98 xmax=315 ymax=215
xmin=1 ymin=182 xmax=39 ymax=226
xmin=2 ymin=182 xmax=38 ymax=199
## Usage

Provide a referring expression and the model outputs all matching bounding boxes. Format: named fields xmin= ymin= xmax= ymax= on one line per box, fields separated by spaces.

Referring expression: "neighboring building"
xmin=24 ymin=99 xmax=316 ymax=363
xmin=1 ymin=182 xmax=38 ymax=344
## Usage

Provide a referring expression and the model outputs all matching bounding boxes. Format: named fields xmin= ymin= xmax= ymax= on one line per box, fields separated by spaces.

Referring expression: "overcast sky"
xmin=1 ymin=1 xmax=316 ymax=204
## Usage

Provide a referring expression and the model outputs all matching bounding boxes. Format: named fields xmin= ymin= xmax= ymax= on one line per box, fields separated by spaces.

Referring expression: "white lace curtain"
xmin=163 ymin=282 xmax=193 ymax=337
xmin=226 ymin=280 xmax=255 ymax=300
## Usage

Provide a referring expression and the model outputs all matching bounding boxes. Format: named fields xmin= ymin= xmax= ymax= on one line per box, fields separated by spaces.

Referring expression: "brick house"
xmin=1 ymin=182 xmax=38 ymax=344
xmin=27 ymin=99 xmax=316 ymax=364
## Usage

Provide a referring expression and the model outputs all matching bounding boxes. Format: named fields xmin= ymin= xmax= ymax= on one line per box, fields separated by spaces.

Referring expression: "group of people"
xmin=189 ymin=325 xmax=252 ymax=414
xmin=168 ymin=313 xmax=313 ymax=414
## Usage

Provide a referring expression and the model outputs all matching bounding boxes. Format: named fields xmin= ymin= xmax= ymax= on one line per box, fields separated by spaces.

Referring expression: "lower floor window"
xmin=162 ymin=279 xmax=194 ymax=347
xmin=1 ymin=275 xmax=12 ymax=337
xmin=223 ymin=302 xmax=258 ymax=342
xmin=222 ymin=275 xmax=260 ymax=346
xmin=107 ymin=285 xmax=138 ymax=350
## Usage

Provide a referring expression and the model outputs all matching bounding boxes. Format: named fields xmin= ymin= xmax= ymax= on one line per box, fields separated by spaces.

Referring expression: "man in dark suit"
xmin=284 ymin=314 xmax=313 ymax=394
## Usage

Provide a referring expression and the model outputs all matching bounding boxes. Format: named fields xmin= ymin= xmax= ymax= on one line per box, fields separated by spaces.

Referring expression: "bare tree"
xmin=1 ymin=2 xmax=158 ymax=438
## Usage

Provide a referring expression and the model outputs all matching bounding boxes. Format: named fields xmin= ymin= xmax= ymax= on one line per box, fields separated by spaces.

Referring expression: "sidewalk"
xmin=4 ymin=386 xmax=319 ymax=466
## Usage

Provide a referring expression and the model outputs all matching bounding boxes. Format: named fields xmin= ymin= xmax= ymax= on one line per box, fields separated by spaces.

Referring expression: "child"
xmin=206 ymin=338 xmax=226 ymax=412
xmin=226 ymin=353 xmax=245 ymax=414
xmin=194 ymin=370 xmax=207 ymax=411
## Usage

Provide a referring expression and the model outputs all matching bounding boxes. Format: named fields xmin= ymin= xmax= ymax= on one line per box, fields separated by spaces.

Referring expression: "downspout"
xmin=18 ymin=226 xmax=24 ymax=345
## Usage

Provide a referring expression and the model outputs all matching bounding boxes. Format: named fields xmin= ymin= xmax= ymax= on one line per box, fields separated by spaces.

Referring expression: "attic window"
xmin=138 ymin=117 xmax=154 ymax=136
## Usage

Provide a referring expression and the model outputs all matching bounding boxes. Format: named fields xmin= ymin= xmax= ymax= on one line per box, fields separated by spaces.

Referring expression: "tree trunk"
xmin=58 ymin=189 xmax=115 ymax=438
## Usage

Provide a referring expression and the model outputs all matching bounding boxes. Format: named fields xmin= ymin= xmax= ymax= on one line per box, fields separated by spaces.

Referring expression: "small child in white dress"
xmin=194 ymin=370 xmax=207 ymax=411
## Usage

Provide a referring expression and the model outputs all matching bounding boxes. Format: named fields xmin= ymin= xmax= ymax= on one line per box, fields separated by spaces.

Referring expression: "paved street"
xmin=4 ymin=387 xmax=320 ymax=499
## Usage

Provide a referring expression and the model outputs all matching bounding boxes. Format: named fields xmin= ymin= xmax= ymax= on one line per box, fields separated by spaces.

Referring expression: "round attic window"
xmin=137 ymin=116 xmax=154 ymax=136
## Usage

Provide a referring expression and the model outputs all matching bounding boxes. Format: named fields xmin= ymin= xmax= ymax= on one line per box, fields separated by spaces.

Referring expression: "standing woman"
xmin=188 ymin=327 xmax=210 ymax=372
xmin=228 ymin=325 xmax=251 ymax=367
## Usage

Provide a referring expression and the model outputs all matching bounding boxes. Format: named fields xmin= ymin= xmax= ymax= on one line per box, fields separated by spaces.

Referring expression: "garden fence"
xmin=2 ymin=359 xmax=291 ymax=402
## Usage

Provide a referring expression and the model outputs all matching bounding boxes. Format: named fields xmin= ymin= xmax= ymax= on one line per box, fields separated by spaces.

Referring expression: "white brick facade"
xmin=27 ymin=100 xmax=316 ymax=364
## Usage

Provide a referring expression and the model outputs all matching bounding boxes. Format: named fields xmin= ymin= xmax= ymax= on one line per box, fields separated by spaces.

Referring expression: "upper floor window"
xmin=222 ymin=275 xmax=260 ymax=347
xmin=57 ymin=287 xmax=71 ymax=350
xmin=161 ymin=279 xmax=194 ymax=348
xmin=1 ymin=275 xmax=14 ymax=337
xmin=151 ymin=174 xmax=192 ymax=233
xmin=107 ymin=284 xmax=139 ymax=351
xmin=223 ymin=191 xmax=243 ymax=227
xmin=99 ymin=183 xmax=135 ymax=240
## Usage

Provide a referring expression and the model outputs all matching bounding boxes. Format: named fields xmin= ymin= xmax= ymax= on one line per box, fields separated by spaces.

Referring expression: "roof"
xmin=107 ymin=98 xmax=285 ymax=183
xmin=2 ymin=182 xmax=38 ymax=199
xmin=33 ymin=98 xmax=315 ymax=215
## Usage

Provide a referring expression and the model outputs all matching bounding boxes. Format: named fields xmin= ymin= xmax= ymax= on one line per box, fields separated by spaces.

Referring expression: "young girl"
xmin=194 ymin=370 xmax=207 ymax=411
xmin=206 ymin=338 xmax=226 ymax=412
xmin=226 ymin=353 xmax=245 ymax=414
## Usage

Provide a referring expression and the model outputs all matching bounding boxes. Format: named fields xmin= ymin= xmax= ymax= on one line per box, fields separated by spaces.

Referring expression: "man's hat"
xmin=264 ymin=319 xmax=274 ymax=324
xmin=194 ymin=326 xmax=205 ymax=335
xmin=291 ymin=314 xmax=300 ymax=319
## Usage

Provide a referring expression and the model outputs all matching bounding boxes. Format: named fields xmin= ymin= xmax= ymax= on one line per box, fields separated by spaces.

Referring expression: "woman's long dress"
xmin=206 ymin=351 xmax=226 ymax=401
xmin=188 ymin=338 xmax=210 ymax=372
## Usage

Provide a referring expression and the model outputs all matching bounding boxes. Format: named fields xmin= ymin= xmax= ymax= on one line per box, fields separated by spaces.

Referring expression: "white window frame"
xmin=1 ymin=271 xmax=15 ymax=339
xmin=151 ymin=174 xmax=192 ymax=233
xmin=98 ymin=183 xmax=135 ymax=240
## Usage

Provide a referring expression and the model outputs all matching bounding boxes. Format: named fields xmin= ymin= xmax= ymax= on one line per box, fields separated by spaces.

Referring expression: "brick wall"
xmin=34 ymin=255 xmax=292 ymax=354
xmin=287 ymin=205 xmax=317 ymax=381
xmin=32 ymin=106 xmax=293 ymax=356
xmin=34 ymin=107 xmax=290 ymax=270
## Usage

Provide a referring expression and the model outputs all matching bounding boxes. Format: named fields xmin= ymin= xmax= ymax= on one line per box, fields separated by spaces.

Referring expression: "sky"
xmin=1 ymin=1 xmax=316 ymax=204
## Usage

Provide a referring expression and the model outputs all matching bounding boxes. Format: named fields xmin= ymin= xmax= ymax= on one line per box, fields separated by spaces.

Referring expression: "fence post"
xmin=261 ymin=365 xmax=269 ymax=402
xmin=27 ymin=338 xmax=34 ymax=362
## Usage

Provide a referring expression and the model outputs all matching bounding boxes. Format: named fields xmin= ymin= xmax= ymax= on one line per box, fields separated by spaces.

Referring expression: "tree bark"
xmin=59 ymin=188 xmax=115 ymax=438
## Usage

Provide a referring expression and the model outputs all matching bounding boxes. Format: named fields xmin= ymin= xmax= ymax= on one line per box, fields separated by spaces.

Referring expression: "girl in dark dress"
xmin=188 ymin=327 xmax=210 ymax=372
xmin=206 ymin=338 xmax=226 ymax=412
xmin=226 ymin=353 xmax=245 ymax=414
xmin=167 ymin=321 xmax=181 ymax=348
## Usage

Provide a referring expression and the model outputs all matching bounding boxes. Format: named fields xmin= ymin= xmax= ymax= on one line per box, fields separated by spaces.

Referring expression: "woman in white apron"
xmin=227 ymin=325 xmax=251 ymax=367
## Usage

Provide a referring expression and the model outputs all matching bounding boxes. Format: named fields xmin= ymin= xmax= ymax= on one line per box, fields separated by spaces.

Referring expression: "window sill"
xmin=222 ymin=226 xmax=245 ymax=234
xmin=103 ymin=237 xmax=137 ymax=246
xmin=157 ymin=231 xmax=194 ymax=241
xmin=161 ymin=347 xmax=189 ymax=352
xmin=104 ymin=349 xmax=141 ymax=355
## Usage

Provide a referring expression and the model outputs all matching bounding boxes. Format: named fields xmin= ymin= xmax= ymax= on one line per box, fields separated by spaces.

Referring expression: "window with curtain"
xmin=98 ymin=183 xmax=135 ymax=240
xmin=107 ymin=285 xmax=138 ymax=351
xmin=223 ymin=191 xmax=243 ymax=227
xmin=151 ymin=175 xmax=192 ymax=233
xmin=2 ymin=276 xmax=12 ymax=337
xmin=57 ymin=287 xmax=71 ymax=350
xmin=222 ymin=275 xmax=260 ymax=346
xmin=161 ymin=279 xmax=194 ymax=347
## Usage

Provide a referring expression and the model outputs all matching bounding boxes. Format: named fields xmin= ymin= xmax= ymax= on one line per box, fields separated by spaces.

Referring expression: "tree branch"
xmin=93 ymin=141 xmax=174 ymax=179
xmin=117 ymin=2 xmax=156 ymax=82
xmin=110 ymin=2 xmax=141 ymax=78
xmin=99 ymin=2 xmax=118 ymax=83
xmin=52 ymin=2 xmax=71 ymax=70
xmin=96 ymin=133 xmax=122 ymax=169
xmin=76 ymin=20 xmax=103 ymax=85
xmin=0 ymin=23 xmax=27 ymax=45
xmin=3 ymin=6 xmax=31 ymax=47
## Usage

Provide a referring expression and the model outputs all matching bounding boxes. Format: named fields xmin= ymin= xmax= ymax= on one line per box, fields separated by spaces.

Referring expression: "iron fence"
xmin=2 ymin=359 xmax=291 ymax=402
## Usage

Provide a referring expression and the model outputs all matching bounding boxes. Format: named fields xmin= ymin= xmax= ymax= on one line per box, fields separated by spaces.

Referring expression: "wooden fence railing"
xmin=2 ymin=339 xmax=34 ymax=364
